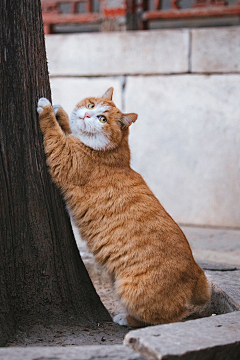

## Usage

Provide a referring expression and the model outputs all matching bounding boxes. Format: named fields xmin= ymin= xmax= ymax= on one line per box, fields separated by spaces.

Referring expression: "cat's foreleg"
xmin=53 ymin=105 xmax=72 ymax=135
xmin=37 ymin=98 xmax=73 ymax=187
xmin=37 ymin=98 xmax=63 ymax=135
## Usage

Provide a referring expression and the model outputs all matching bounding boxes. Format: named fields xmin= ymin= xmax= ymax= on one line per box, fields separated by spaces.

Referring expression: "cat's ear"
xmin=102 ymin=87 xmax=114 ymax=100
xmin=120 ymin=113 xmax=138 ymax=130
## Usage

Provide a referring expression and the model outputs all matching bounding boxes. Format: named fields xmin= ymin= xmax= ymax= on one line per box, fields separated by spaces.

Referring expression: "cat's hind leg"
xmin=113 ymin=314 xmax=148 ymax=328
xmin=113 ymin=314 xmax=128 ymax=326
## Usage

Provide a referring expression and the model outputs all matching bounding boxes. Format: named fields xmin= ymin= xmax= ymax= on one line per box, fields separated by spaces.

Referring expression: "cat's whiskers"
xmin=70 ymin=103 xmax=112 ymax=150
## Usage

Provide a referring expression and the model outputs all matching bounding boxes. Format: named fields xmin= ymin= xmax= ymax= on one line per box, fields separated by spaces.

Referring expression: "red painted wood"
xmin=103 ymin=7 xmax=126 ymax=18
xmin=42 ymin=0 xmax=89 ymax=3
xmin=143 ymin=5 xmax=240 ymax=20
xmin=41 ymin=0 xmax=240 ymax=32
xmin=43 ymin=13 xmax=100 ymax=24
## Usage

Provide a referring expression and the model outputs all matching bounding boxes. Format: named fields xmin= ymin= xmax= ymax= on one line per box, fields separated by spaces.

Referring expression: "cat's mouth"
xmin=77 ymin=117 xmax=87 ymax=129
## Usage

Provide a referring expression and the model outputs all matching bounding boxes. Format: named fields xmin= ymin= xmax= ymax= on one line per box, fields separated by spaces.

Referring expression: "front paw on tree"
xmin=37 ymin=97 xmax=51 ymax=114
xmin=53 ymin=105 xmax=62 ymax=115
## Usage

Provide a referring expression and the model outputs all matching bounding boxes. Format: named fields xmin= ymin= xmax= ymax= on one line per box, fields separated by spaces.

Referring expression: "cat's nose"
xmin=84 ymin=112 xmax=91 ymax=119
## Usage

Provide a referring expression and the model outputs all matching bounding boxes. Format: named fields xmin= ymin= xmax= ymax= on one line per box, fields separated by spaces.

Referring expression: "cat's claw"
xmin=37 ymin=98 xmax=51 ymax=114
xmin=113 ymin=314 xmax=129 ymax=326
xmin=53 ymin=105 xmax=62 ymax=115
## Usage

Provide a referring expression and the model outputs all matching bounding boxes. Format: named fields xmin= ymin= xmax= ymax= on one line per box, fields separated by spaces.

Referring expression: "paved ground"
xmin=180 ymin=225 xmax=240 ymax=267
xmin=3 ymin=224 xmax=240 ymax=358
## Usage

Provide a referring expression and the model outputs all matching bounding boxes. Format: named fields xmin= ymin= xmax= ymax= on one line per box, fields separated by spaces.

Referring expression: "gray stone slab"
xmin=198 ymin=261 xmax=238 ymax=271
xmin=124 ymin=312 xmax=240 ymax=360
xmin=181 ymin=227 xmax=240 ymax=253
xmin=192 ymin=26 xmax=240 ymax=73
xmin=192 ymin=248 xmax=240 ymax=268
xmin=126 ymin=74 xmax=240 ymax=228
xmin=0 ymin=345 xmax=146 ymax=360
xmin=181 ymin=226 xmax=240 ymax=267
xmin=46 ymin=30 xmax=189 ymax=76
xmin=50 ymin=77 xmax=123 ymax=116
xmin=206 ymin=270 xmax=240 ymax=308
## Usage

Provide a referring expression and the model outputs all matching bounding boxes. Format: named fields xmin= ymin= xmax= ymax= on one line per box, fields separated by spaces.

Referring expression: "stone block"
xmin=181 ymin=226 xmax=240 ymax=267
xmin=192 ymin=26 xmax=240 ymax=73
xmin=125 ymin=74 xmax=240 ymax=228
xmin=181 ymin=227 xmax=240 ymax=254
xmin=206 ymin=270 xmax=240 ymax=307
xmin=192 ymin=248 xmax=240 ymax=268
xmin=124 ymin=312 xmax=240 ymax=360
xmin=46 ymin=29 xmax=189 ymax=76
xmin=50 ymin=76 xmax=122 ymax=116
xmin=0 ymin=345 xmax=146 ymax=360
xmin=198 ymin=262 xmax=238 ymax=272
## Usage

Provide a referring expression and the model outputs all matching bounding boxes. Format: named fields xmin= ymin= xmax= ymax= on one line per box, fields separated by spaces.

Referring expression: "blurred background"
xmin=42 ymin=0 xmax=240 ymax=230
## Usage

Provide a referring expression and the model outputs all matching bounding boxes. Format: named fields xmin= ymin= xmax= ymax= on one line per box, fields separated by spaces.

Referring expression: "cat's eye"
xmin=88 ymin=103 xmax=95 ymax=109
xmin=98 ymin=115 xmax=107 ymax=123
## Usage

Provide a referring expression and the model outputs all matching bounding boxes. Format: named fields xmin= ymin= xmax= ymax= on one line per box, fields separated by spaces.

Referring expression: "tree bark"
xmin=0 ymin=0 xmax=111 ymax=346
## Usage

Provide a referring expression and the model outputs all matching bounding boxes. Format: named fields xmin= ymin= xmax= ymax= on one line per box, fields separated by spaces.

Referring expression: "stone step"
xmin=124 ymin=311 xmax=240 ymax=360
xmin=0 ymin=344 xmax=146 ymax=360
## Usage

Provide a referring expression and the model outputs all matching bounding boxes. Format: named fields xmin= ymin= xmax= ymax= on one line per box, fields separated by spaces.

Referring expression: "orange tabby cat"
xmin=37 ymin=88 xmax=211 ymax=327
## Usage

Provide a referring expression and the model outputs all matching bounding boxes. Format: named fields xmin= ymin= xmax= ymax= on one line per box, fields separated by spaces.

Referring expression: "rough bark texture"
xmin=0 ymin=0 xmax=111 ymax=346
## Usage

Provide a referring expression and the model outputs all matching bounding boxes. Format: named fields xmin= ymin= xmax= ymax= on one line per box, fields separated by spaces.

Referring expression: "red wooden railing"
xmin=41 ymin=0 xmax=100 ymax=34
xmin=138 ymin=0 xmax=240 ymax=29
xmin=41 ymin=0 xmax=240 ymax=33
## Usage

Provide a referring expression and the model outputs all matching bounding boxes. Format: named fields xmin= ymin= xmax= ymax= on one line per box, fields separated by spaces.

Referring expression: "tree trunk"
xmin=0 ymin=0 xmax=111 ymax=346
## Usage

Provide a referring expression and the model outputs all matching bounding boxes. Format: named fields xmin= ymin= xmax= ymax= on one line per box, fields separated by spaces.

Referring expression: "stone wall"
xmin=46 ymin=26 xmax=240 ymax=228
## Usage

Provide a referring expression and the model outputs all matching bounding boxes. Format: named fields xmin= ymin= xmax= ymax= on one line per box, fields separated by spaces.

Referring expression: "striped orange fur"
xmin=37 ymin=88 xmax=211 ymax=327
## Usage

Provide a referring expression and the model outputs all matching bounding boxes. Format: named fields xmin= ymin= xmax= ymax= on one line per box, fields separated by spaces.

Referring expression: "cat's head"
xmin=69 ymin=88 xmax=138 ymax=150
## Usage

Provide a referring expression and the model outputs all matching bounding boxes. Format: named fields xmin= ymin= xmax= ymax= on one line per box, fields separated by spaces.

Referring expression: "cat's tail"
xmin=191 ymin=271 xmax=212 ymax=306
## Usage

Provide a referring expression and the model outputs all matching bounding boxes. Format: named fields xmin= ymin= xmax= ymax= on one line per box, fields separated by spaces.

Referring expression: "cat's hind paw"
xmin=113 ymin=314 xmax=129 ymax=326
xmin=53 ymin=105 xmax=62 ymax=115
xmin=37 ymin=98 xmax=51 ymax=114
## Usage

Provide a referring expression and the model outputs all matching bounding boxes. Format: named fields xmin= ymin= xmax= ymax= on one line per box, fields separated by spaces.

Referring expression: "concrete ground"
xmin=3 ymin=224 xmax=240 ymax=358
xmin=180 ymin=225 xmax=240 ymax=267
